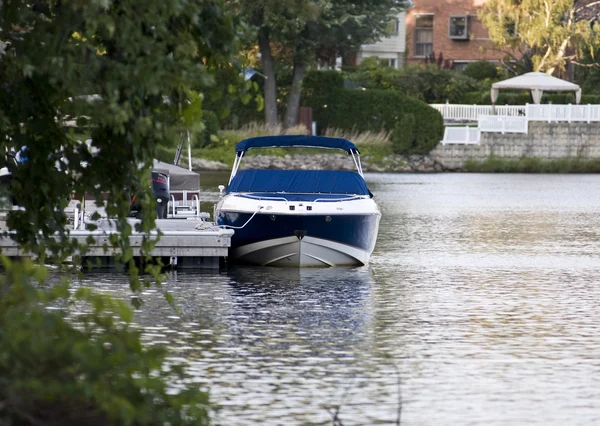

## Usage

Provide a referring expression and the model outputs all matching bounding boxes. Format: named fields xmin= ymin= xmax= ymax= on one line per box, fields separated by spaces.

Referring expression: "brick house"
xmin=405 ymin=0 xmax=505 ymax=70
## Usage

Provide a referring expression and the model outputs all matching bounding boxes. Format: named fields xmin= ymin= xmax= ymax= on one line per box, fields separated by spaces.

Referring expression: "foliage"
xmin=0 ymin=0 xmax=239 ymax=423
xmin=155 ymin=145 xmax=177 ymax=164
xmin=0 ymin=260 xmax=210 ymax=425
xmin=196 ymin=111 xmax=221 ymax=149
xmin=201 ymin=64 xmax=264 ymax=129
xmin=465 ymin=156 xmax=600 ymax=173
xmin=227 ymin=0 xmax=409 ymax=126
xmin=479 ymin=0 xmax=600 ymax=75
xmin=303 ymin=70 xmax=345 ymax=97
xmin=575 ymin=46 xmax=600 ymax=93
xmin=304 ymin=89 xmax=443 ymax=154
xmin=463 ymin=61 xmax=501 ymax=81
xmin=346 ymin=61 xmax=481 ymax=103
xmin=580 ymin=94 xmax=600 ymax=103
xmin=0 ymin=0 xmax=237 ymax=273
xmin=582 ymin=70 xmax=600 ymax=94
xmin=345 ymin=57 xmax=405 ymax=91
xmin=392 ymin=113 xmax=416 ymax=154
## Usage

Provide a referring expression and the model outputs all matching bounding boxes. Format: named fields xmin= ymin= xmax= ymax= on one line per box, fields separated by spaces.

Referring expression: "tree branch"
xmin=571 ymin=60 xmax=600 ymax=67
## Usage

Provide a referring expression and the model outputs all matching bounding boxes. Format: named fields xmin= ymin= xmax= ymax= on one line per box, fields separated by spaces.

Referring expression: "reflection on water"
xmin=75 ymin=173 xmax=600 ymax=425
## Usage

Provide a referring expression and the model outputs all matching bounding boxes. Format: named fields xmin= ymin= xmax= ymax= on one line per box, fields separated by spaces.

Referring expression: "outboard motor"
xmin=151 ymin=171 xmax=169 ymax=219
xmin=129 ymin=171 xmax=170 ymax=219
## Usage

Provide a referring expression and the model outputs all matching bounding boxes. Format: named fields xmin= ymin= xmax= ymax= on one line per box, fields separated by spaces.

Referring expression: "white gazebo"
xmin=491 ymin=72 xmax=582 ymax=105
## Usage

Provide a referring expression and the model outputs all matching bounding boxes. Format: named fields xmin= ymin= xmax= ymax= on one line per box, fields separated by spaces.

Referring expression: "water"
xmin=75 ymin=173 xmax=600 ymax=425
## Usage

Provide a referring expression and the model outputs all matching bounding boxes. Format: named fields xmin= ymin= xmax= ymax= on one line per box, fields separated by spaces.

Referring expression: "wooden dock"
xmin=0 ymin=212 xmax=234 ymax=270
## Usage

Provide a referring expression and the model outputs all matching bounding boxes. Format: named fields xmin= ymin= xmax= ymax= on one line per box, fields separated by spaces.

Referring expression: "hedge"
xmin=392 ymin=113 xmax=416 ymax=154
xmin=463 ymin=61 xmax=500 ymax=81
xmin=304 ymin=89 xmax=444 ymax=155
xmin=303 ymin=70 xmax=344 ymax=95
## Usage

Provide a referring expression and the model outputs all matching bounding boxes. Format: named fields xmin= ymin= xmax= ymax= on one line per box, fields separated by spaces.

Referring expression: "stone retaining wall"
xmin=432 ymin=122 xmax=600 ymax=170
xmin=192 ymin=153 xmax=442 ymax=173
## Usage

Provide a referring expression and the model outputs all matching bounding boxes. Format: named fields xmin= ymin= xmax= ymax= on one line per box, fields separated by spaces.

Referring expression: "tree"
xmin=479 ymin=0 xmax=600 ymax=75
xmin=229 ymin=0 xmax=408 ymax=127
xmin=0 ymin=0 xmax=238 ymax=423
xmin=1 ymin=0 xmax=236 ymax=267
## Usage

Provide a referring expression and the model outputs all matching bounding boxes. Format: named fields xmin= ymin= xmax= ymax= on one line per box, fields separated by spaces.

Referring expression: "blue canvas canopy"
xmin=227 ymin=170 xmax=370 ymax=196
xmin=235 ymin=135 xmax=359 ymax=154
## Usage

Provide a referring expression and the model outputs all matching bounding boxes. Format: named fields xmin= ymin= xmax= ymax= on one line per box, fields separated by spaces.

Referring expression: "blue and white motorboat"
xmin=214 ymin=135 xmax=381 ymax=267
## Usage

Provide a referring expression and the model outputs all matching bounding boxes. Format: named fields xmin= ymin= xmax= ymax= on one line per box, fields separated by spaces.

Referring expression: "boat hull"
xmin=218 ymin=211 xmax=380 ymax=267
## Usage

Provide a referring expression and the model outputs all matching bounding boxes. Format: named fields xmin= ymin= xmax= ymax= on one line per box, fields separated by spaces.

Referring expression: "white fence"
xmin=441 ymin=127 xmax=480 ymax=145
xmin=478 ymin=115 xmax=528 ymax=134
xmin=431 ymin=104 xmax=526 ymax=121
xmin=432 ymin=103 xmax=600 ymax=123
xmin=438 ymin=103 xmax=600 ymax=145
xmin=526 ymin=103 xmax=600 ymax=123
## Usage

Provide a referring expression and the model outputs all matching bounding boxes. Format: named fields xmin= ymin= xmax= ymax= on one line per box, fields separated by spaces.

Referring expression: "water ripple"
xmin=72 ymin=173 xmax=600 ymax=425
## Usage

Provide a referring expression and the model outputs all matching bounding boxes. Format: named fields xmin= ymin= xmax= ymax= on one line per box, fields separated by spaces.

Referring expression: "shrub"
xmin=458 ymin=91 xmax=531 ymax=105
xmin=0 ymin=261 xmax=210 ymax=426
xmin=345 ymin=63 xmax=481 ymax=103
xmin=304 ymin=89 xmax=443 ymax=155
xmin=581 ymin=68 xmax=600 ymax=94
xmin=155 ymin=144 xmax=175 ymax=163
xmin=463 ymin=61 xmax=499 ymax=81
xmin=195 ymin=110 xmax=220 ymax=148
xmin=392 ymin=113 xmax=416 ymax=154
xmin=459 ymin=91 xmax=488 ymax=104
xmin=340 ymin=65 xmax=359 ymax=73
xmin=303 ymin=70 xmax=344 ymax=95
xmin=581 ymin=94 xmax=600 ymax=104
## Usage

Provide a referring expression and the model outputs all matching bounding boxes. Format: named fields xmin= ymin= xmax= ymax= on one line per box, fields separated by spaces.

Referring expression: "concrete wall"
xmin=431 ymin=122 xmax=600 ymax=170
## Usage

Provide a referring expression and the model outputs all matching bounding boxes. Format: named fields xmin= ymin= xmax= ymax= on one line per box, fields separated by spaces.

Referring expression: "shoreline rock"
xmin=192 ymin=154 xmax=444 ymax=173
xmin=191 ymin=158 xmax=229 ymax=171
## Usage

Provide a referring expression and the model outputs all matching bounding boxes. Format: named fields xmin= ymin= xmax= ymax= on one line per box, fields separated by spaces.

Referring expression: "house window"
xmin=452 ymin=61 xmax=469 ymax=72
xmin=449 ymin=16 xmax=468 ymax=40
xmin=415 ymin=15 xmax=433 ymax=57
xmin=386 ymin=18 xmax=400 ymax=36
xmin=384 ymin=58 xmax=397 ymax=68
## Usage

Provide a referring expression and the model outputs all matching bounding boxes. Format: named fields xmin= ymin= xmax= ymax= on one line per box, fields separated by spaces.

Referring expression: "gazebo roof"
xmin=491 ymin=72 xmax=581 ymax=104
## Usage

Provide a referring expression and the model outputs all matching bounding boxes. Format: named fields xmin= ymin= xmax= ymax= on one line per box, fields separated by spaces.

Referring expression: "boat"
xmin=214 ymin=135 xmax=381 ymax=267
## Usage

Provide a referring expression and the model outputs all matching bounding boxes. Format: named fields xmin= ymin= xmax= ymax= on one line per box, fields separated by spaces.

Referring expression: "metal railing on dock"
xmin=0 ymin=200 xmax=232 ymax=270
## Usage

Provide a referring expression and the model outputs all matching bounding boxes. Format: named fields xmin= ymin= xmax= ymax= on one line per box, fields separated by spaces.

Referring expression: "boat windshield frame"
xmin=228 ymin=136 xmax=364 ymax=184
